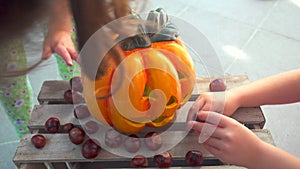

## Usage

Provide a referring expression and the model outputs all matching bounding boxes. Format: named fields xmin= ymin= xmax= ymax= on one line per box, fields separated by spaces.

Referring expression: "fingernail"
xmin=186 ymin=121 xmax=194 ymax=131
xmin=67 ymin=61 xmax=73 ymax=66
xmin=198 ymin=134 xmax=209 ymax=143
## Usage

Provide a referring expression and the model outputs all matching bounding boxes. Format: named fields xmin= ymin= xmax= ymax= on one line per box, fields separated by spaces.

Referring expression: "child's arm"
xmin=187 ymin=111 xmax=300 ymax=169
xmin=189 ymin=69 xmax=300 ymax=117
xmin=251 ymin=140 xmax=300 ymax=169
xmin=231 ymin=69 xmax=300 ymax=107
xmin=42 ymin=0 xmax=78 ymax=66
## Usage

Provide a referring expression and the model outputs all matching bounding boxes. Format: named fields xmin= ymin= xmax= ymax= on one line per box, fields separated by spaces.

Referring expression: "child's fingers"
xmin=187 ymin=121 xmax=223 ymax=139
xmin=54 ymin=45 xmax=73 ymax=66
xmin=186 ymin=97 xmax=205 ymax=122
xmin=67 ymin=47 xmax=79 ymax=62
xmin=197 ymin=111 xmax=235 ymax=128
xmin=41 ymin=45 xmax=52 ymax=60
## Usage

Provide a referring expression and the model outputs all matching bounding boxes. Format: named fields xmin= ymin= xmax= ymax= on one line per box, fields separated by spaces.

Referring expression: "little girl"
xmin=0 ymin=0 xmax=80 ymax=138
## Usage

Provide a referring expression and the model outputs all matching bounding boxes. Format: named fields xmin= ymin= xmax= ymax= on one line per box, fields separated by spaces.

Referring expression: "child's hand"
xmin=188 ymin=91 xmax=240 ymax=118
xmin=187 ymin=111 xmax=264 ymax=167
xmin=42 ymin=30 xmax=78 ymax=66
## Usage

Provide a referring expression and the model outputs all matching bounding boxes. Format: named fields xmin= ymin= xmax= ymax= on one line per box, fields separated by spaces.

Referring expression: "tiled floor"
xmin=1 ymin=0 xmax=300 ymax=168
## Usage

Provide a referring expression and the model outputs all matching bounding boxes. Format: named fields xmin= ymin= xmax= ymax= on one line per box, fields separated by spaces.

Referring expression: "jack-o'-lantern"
xmin=83 ymin=8 xmax=196 ymax=134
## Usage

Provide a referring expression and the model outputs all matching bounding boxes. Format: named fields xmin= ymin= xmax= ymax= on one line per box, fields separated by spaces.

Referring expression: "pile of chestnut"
xmin=32 ymin=116 xmax=100 ymax=159
xmin=130 ymin=150 xmax=204 ymax=168
xmin=31 ymin=76 xmax=99 ymax=159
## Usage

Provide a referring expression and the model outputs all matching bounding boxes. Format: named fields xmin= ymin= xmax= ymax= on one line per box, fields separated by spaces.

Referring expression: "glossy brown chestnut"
xmin=64 ymin=90 xmax=84 ymax=104
xmin=44 ymin=117 xmax=60 ymax=133
xmin=69 ymin=127 xmax=86 ymax=145
xmin=31 ymin=134 xmax=46 ymax=149
xmin=61 ymin=123 xmax=74 ymax=133
xmin=153 ymin=151 xmax=173 ymax=168
xmin=130 ymin=155 xmax=148 ymax=168
xmin=209 ymin=78 xmax=227 ymax=92
xmin=81 ymin=139 xmax=101 ymax=159
xmin=185 ymin=150 xmax=204 ymax=166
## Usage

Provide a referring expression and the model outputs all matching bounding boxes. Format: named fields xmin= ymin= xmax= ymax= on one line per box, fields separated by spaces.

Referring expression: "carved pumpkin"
xmin=83 ymin=8 xmax=196 ymax=134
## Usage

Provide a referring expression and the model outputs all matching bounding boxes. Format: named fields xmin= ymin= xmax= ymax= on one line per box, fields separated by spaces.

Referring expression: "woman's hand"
xmin=42 ymin=30 xmax=78 ymax=66
xmin=187 ymin=111 xmax=264 ymax=167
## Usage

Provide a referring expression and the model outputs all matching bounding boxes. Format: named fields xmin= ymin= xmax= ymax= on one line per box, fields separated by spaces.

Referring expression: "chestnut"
xmin=70 ymin=76 xmax=83 ymax=92
xmin=130 ymin=155 xmax=148 ymax=168
xmin=209 ymin=78 xmax=226 ymax=92
xmin=31 ymin=134 xmax=46 ymax=149
xmin=84 ymin=121 xmax=99 ymax=134
xmin=44 ymin=117 xmax=60 ymax=133
xmin=153 ymin=151 xmax=173 ymax=168
xmin=63 ymin=89 xmax=73 ymax=104
xmin=104 ymin=129 xmax=122 ymax=148
xmin=74 ymin=104 xmax=90 ymax=119
xmin=69 ymin=127 xmax=86 ymax=145
xmin=185 ymin=150 xmax=204 ymax=166
xmin=72 ymin=90 xmax=85 ymax=104
xmin=144 ymin=132 xmax=162 ymax=151
xmin=124 ymin=134 xmax=141 ymax=153
xmin=61 ymin=123 xmax=74 ymax=133
xmin=64 ymin=90 xmax=84 ymax=104
xmin=81 ymin=139 xmax=101 ymax=159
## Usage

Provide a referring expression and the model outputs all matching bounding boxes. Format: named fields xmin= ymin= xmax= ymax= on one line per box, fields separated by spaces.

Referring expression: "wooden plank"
xmin=19 ymin=163 xmax=67 ymax=169
xmin=77 ymin=165 xmax=247 ymax=169
xmin=38 ymin=81 xmax=70 ymax=104
xmin=20 ymin=163 xmax=246 ymax=169
xmin=28 ymin=104 xmax=78 ymax=133
xmin=37 ymin=75 xmax=250 ymax=104
xmin=14 ymin=130 xmax=272 ymax=168
xmin=28 ymin=101 xmax=265 ymax=133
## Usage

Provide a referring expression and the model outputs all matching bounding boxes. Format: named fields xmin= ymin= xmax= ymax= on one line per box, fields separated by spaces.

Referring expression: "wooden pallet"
xmin=14 ymin=75 xmax=271 ymax=169
xmin=14 ymin=130 xmax=273 ymax=169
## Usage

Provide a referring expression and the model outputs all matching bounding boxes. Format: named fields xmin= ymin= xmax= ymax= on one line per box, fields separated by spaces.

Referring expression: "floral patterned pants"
xmin=0 ymin=31 xmax=80 ymax=138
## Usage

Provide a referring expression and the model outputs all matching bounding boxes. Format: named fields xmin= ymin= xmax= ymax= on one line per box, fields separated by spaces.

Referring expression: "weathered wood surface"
xmin=20 ymin=163 xmax=247 ymax=169
xmin=14 ymin=129 xmax=272 ymax=168
xmin=38 ymin=80 xmax=70 ymax=104
xmin=28 ymin=102 xmax=264 ymax=134
xmin=38 ymin=75 xmax=249 ymax=104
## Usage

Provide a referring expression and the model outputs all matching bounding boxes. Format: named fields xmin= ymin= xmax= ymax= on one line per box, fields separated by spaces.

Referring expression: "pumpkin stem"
xmin=146 ymin=8 xmax=179 ymax=42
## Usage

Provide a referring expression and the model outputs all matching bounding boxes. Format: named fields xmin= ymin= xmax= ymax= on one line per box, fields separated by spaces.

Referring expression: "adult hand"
xmin=42 ymin=30 xmax=78 ymax=66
